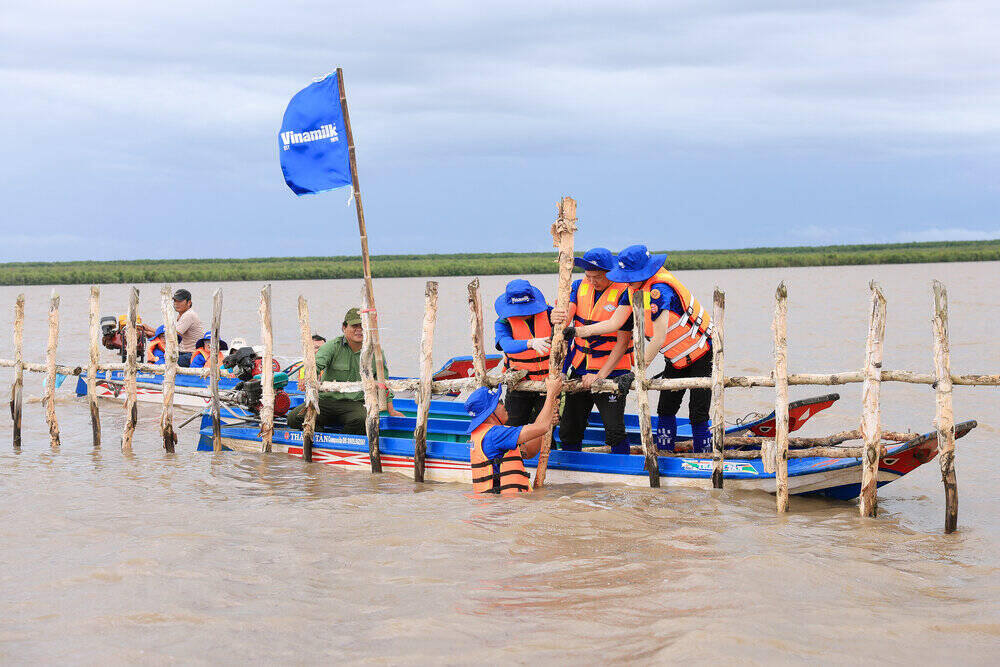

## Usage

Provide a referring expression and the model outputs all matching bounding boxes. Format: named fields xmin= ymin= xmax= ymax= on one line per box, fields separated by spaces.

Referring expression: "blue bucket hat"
xmin=606 ymin=245 xmax=667 ymax=283
xmin=153 ymin=325 xmax=165 ymax=338
xmin=573 ymin=247 xmax=615 ymax=272
xmin=495 ymin=279 xmax=547 ymax=319
xmin=196 ymin=331 xmax=229 ymax=351
xmin=464 ymin=385 xmax=503 ymax=434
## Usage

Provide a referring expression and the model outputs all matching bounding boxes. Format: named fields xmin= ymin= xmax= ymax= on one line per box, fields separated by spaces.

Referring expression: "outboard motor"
xmin=223 ymin=346 xmax=283 ymax=382
xmin=230 ymin=372 xmax=291 ymax=417
xmin=100 ymin=314 xmax=147 ymax=362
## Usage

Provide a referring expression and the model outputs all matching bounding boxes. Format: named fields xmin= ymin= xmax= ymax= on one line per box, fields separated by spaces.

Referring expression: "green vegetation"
xmin=2 ymin=239 xmax=999 ymax=286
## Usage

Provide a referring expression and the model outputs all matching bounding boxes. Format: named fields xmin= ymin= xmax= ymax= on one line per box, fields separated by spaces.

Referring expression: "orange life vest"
xmin=469 ymin=423 xmax=531 ymax=496
xmin=569 ymin=280 xmax=634 ymax=373
xmin=502 ymin=311 xmax=552 ymax=380
xmin=628 ymin=267 xmax=713 ymax=369
xmin=190 ymin=348 xmax=226 ymax=368
xmin=146 ymin=338 xmax=166 ymax=364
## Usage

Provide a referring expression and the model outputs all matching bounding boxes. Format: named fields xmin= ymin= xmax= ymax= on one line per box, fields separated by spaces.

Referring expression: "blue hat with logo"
xmin=494 ymin=279 xmax=548 ymax=319
xmin=606 ymin=244 xmax=667 ymax=283
xmin=464 ymin=385 xmax=503 ymax=434
xmin=573 ymin=247 xmax=615 ymax=272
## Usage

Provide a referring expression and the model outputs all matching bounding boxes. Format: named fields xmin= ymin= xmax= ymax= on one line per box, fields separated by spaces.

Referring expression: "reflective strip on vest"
xmin=469 ymin=424 xmax=530 ymax=496
xmin=630 ymin=267 xmax=712 ymax=369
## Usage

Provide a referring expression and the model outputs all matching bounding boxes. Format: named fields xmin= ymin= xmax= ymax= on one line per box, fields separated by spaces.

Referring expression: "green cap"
xmin=344 ymin=307 xmax=363 ymax=326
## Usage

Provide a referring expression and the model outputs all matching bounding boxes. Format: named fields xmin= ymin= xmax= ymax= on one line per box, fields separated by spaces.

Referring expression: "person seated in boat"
xmin=494 ymin=279 xmax=554 ymax=427
xmin=146 ymin=325 xmax=167 ymax=365
xmin=189 ymin=332 xmax=229 ymax=369
xmin=549 ymin=248 xmax=633 ymax=454
xmin=562 ymin=245 xmax=714 ymax=453
xmin=285 ymin=307 xmax=403 ymax=434
xmin=465 ymin=375 xmax=562 ymax=496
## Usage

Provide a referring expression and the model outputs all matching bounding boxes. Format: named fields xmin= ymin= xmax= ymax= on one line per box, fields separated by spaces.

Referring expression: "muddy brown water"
xmin=1 ymin=263 xmax=998 ymax=663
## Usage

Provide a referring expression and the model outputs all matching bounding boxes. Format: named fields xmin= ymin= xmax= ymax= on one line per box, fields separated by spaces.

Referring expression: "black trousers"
xmin=505 ymin=389 xmax=545 ymax=427
xmin=558 ymin=377 xmax=627 ymax=449
xmin=656 ymin=348 xmax=713 ymax=423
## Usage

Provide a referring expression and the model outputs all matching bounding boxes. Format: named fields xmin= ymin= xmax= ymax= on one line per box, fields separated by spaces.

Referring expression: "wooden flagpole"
xmin=336 ymin=67 xmax=388 ymax=412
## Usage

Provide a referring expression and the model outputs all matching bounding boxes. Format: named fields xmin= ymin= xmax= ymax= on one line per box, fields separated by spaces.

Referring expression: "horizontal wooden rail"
xmin=0 ymin=359 xmax=210 ymax=378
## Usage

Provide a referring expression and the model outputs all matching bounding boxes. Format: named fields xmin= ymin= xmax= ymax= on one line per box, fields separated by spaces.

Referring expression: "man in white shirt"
xmin=170 ymin=289 xmax=205 ymax=367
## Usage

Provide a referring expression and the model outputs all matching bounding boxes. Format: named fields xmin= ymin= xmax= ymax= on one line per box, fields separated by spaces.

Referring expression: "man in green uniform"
xmin=286 ymin=307 xmax=403 ymax=433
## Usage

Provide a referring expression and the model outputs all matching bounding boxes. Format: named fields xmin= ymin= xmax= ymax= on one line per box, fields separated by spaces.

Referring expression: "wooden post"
xmin=413 ymin=281 xmax=439 ymax=482
xmin=10 ymin=294 xmax=24 ymax=449
xmin=210 ymin=289 xmax=222 ymax=452
xmin=359 ymin=286 xmax=383 ymax=473
xmin=159 ymin=286 xmax=177 ymax=452
xmin=632 ymin=290 xmax=659 ymax=488
xmin=44 ymin=292 xmax=61 ymax=449
xmin=932 ymin=280 xmax=958 ymax=533
xmin=467 ymin=278 xmax=487 ymax=386
xmin=773 ymin=282 xmax=789 ymax=512
xmin=297 ymin=296 xmax=320 ymax=462
xmin=859 ymin=282 xmax=887 ymax=517
xmin=87 ymin=287 xmax=101 ymax=448
xmin=710 ymin=288 xmax=726 ymax=489
xmin=121 ymin=287 xmax=139 ymax=452
xmin=533 ymin=196 xmax=577 ymax=489
xmin=259 ymin=284 xmax=275 ymax=453
xmin=337 ymin=67 xmax=388 ymax=412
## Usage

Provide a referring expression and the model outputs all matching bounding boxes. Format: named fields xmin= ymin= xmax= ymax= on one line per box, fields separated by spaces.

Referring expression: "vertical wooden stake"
xmin=533 ymin=196 xmax=577 ymax=489
xmin=710 ymin=288 xmax=726 ymax=489
xmin=88 ymin=287 xmax=101 ymax=448
xmin=859 ymin=282 xmax=887 ymax=517
xmin=413 ymin=281 xmax=439 ymax=482
xmin=467 ymin=278 xmax=487 ymax=386
xmin=932 ymin=280 xmax=958 ymax=533
xmin=45 ymin=292 xmax=61 ymax=449
xmin=210 ymin=289 xmax=222 ymax=452
xmin=121 ymin=287 xmax=139 ymax=452
xmin=297 ymin=296 xmax=319 ymax=462
xmin=159 ymin=285 xmax=177 ymax=452
xmin=632 ymin=290 xmax=659 ymax=488
xmin=10 ymin=294 xmax=24 ymax=449
xmin=359 ymin=286 xmax=383 ymax=473
xmin=259 ymin=284 xmax=275 ymax=453
xmin=773 ymin=282 xmax=790 ymax=512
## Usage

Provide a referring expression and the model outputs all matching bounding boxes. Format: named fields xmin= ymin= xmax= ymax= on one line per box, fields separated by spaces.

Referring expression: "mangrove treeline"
xmin=3 ymin=239 xmax=999 ymax=286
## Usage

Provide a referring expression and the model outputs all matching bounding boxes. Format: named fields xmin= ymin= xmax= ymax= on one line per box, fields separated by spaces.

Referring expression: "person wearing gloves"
xmin=549 ymin=248 xmax=634 ymax=454
xmin=464 ymin=375 xmax=563 ymax=496
xmin=493 ymin=279 xmax=555 ymax=427
xmin=561 ymin=245 xmax=714 ymax=454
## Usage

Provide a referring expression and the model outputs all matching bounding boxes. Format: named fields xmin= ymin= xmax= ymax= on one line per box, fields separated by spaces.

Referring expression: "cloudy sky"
xmin=1 ymin=1 xmax=997 ymax=262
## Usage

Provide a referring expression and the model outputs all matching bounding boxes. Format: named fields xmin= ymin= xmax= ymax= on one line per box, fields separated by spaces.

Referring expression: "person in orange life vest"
xmin=464 ymin=375 xmax=563 ymax=496
xmin=493 ymin=279 xmax=554 ymax=427
xmin=146 ymin=325 xmax=167 ymax=364
xmin=189 ymin=332 xmax=230 ymax=370
xmin=563 ymin=245 xmax=714 ymax=453
xmin=549 ymin=248 xmax=634 ymax=454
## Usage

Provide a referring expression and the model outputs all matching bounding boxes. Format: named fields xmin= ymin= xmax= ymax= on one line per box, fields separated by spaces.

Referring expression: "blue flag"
xmin=278 ymin=73 xmax=352 ymax=196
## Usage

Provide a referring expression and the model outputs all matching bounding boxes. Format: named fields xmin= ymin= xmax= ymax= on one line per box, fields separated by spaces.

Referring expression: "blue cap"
xmin=153 ymin=325 xmax=165 ymax=338
xmin=463 ymin=385 xmax=503 ymax=434
xmin=606 ymin=245 xmax=667 ymax=283
xmin=196 ymin=331 xmax=229 ymax=351
xmin=494 ymin=279 xmax=548 ymax=319
xmin=573 ymin=247 xmax=615 ymax=272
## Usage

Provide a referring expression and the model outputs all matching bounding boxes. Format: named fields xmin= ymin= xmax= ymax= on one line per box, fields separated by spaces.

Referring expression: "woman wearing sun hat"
xmin=464 ymin=376 xmax=562 ymax=496
xmin=493 ymin=279 xmax=555 ymax=426
xmin=562 ymin=245 xmax=714 ymax=454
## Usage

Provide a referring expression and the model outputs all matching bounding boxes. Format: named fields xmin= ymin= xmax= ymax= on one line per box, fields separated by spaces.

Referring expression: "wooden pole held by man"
xmin=631 ymin=290 xmax=659 ymax=487
xmin=532 ymin=196 xmax=577 ymax=489
xmin=467 ymin=278 xmax=487 ymax=386
xmin=337 ymin=67 xmax=388 ymax=412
